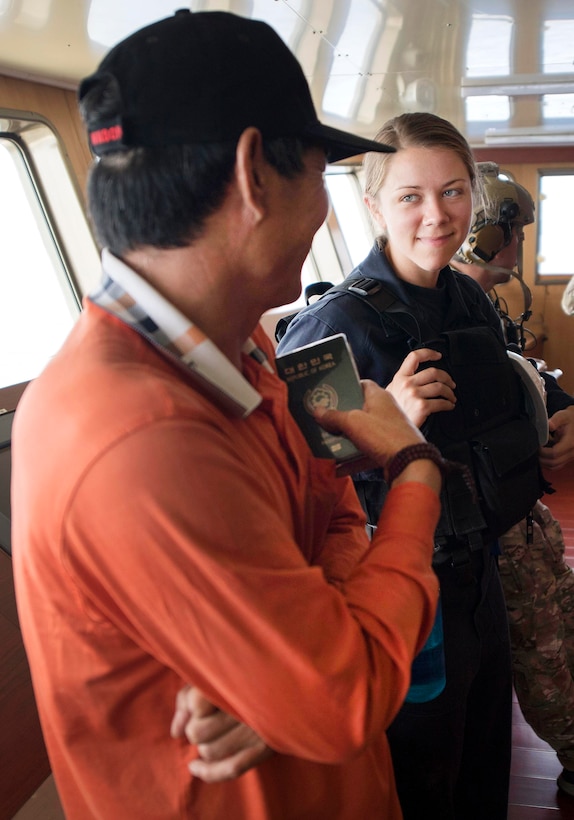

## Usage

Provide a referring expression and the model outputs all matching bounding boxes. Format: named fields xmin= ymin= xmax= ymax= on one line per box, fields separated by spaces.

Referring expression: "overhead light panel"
xmin=484 ymin=126 xmax=574 ymax=146
xmin=462 ymin=73 xmax=574 ymax=97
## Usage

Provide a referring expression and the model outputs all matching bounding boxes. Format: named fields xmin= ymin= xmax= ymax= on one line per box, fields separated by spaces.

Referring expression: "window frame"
xmin=535 ymin=167 xmax=574 ymax=283
xmin=0 ymin=109 xmax=100 ymax=409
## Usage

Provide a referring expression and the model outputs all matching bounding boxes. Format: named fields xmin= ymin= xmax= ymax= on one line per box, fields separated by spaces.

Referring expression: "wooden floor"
xmin=11 ymin=777 xmax=63 ymax=820
xmin=508 ymin=466 xmax=574 ymax=819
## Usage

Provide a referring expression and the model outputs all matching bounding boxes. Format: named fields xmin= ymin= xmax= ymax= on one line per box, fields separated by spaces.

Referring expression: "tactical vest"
xmin=277 ymin=277 xmax=546 ymax=547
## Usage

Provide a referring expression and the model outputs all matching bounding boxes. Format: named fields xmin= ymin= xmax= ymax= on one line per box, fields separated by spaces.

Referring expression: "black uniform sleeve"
xmin=541 ymin=371 xmax=574 ymax=415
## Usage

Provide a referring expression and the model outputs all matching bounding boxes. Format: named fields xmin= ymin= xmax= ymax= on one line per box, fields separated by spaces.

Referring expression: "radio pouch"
xmin=416 ymin=326 xmax=544 ymax=543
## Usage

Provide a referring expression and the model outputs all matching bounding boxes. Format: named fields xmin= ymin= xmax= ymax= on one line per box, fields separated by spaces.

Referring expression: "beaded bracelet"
xmin=386 ymin=442 xmax=477 ymax=502
xmin=385 ymin=442 xmax=446 ymax=485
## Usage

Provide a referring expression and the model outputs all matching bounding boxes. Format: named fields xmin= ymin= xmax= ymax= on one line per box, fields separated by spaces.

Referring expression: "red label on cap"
xmin=90 ymin=124 xmax=123 ymax=147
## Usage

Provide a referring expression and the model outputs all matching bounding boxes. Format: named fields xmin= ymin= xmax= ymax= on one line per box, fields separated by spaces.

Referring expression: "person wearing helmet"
xmin=457 ymin=161 xmax=535 ymax=266
xmin=453 ymin=161 xmax=535 ymax=349
xmin=452 ymin=164 xmax=574 ymax=798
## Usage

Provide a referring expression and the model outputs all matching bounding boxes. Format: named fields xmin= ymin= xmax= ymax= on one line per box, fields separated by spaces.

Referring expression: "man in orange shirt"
xmin=12 ymin=11 xmax=443 ymax=820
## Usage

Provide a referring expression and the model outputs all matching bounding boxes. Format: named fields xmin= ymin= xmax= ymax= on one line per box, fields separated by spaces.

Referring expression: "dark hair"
xmin=81 ymin=75 xmax=311 ymax=255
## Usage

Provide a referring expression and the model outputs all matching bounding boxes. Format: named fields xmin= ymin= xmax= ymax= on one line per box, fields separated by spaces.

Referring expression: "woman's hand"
xmin=386 ymin=349 xmax=456 ymax=428
xmin=315 ymin=379 xmax=442 ymax=492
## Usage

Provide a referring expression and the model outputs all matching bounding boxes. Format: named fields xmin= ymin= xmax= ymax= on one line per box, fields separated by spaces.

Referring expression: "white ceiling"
xmin=0 ymin=0 xmax=572 ymax=148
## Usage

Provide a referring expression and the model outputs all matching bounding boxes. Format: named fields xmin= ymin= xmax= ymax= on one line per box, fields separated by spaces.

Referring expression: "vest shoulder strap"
xmin=275 ymin=276 xmax=410 ymax=343
xmin=329 ymin=276 xmax=401 ymax=315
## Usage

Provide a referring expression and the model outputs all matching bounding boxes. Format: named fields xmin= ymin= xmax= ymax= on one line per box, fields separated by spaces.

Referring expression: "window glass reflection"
xmin=87 ymin=0 xmax=177 ymax=47
xmin=466 ymin=16 xmax=513 ymax=77
xmin=543 ymin=93 xmax=574 ymax=121
xmin=537 ymin=173 xmax=574 ymax=277
xmin=0 ymin=142 xmax=79 ymax=388
xmin=252 ymin=0 xmax=303 ymax=47
xmin=542 ymin=19 xmax=574 ymax=73
xmin=466 ymin=95 xmax=510 ymax=122
xmin=322 ymin=0 xmax=385 ymax=119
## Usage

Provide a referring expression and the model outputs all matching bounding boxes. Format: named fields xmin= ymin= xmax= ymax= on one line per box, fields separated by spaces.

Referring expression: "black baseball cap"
xmin=78 ymin=9 xmax=394 ymax=163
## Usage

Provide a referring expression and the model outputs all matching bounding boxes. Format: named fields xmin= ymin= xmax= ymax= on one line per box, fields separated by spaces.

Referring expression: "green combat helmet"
xmin=457 ymin=161 xmax=535 ymax=265
xmin=455 ymin=162 xmax=535 ymax=347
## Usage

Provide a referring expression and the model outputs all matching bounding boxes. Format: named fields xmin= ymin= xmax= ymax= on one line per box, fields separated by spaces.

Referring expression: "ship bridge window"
xmin=261 ymin=166 xmax=373 ymax=342
xmin=281 ymin=168 xmax=373 ymax=313
xmin=542 ymin=18 xmax=574 ymax=74
xmin=0 ymin=114 xmax=99 ymax=396
xmin=542 ymin=20 xmax=574 ymax=125
xmin=464 ymin=14 xmax=513 ymax=137
xmin=542 ymin=93 xmax=574 ymax=123
xmin=536 ymin=170 xmax=574 ymax=280
xmin=466 ymin=95 xmax=511 ymax=126
xmin=466 ymin=14 xmax=513 ymax=79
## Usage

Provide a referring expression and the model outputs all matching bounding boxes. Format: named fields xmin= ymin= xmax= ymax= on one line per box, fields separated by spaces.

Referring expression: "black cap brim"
xmin=306 ymin=122 xmax=395 ymax=163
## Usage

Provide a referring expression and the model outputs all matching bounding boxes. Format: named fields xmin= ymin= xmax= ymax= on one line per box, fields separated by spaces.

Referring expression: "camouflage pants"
xmin=498 ymin=499 xmax=574 ymax=769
